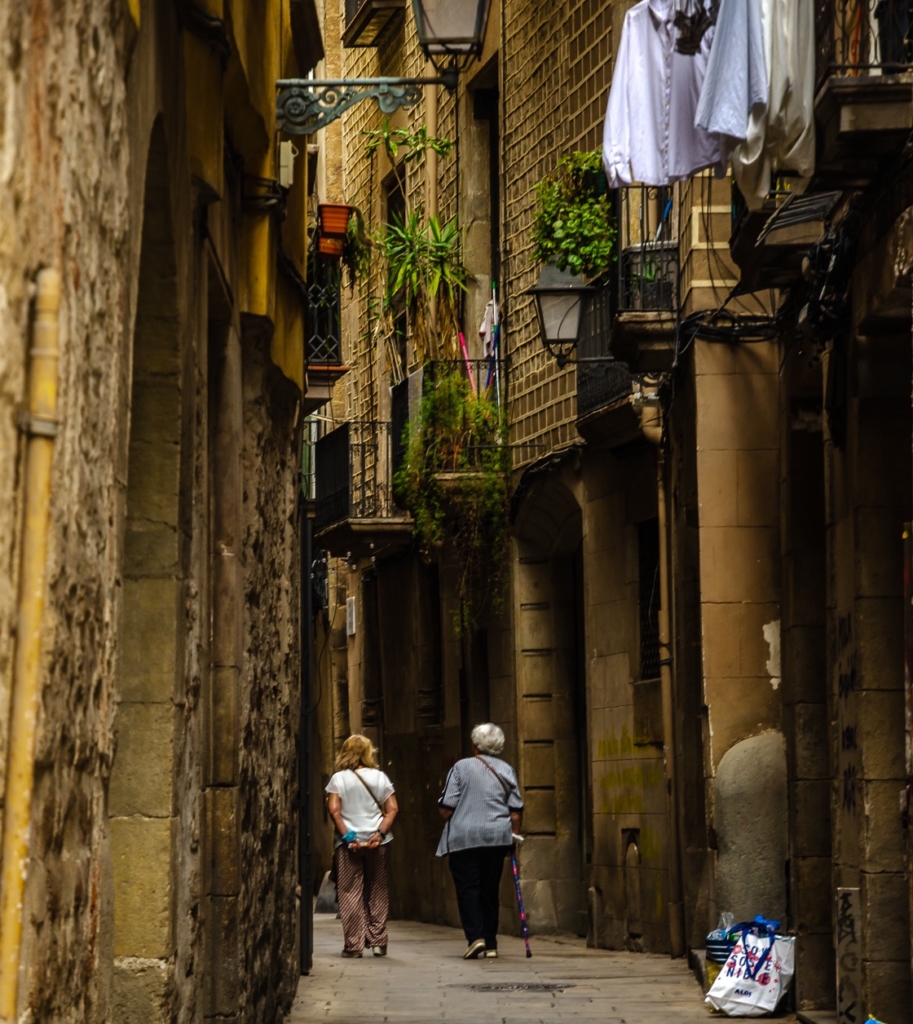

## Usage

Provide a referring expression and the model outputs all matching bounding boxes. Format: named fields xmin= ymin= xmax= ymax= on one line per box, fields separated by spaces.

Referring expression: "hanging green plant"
xmin=531 ymin=150 xmax=617 ymax=281
xmin=394 ymin=366 xmax=510 ymax=628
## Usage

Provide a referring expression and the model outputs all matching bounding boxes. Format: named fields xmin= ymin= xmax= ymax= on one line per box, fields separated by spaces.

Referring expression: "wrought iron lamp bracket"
xmin=276 ymin=74 xmax=455 ymax=136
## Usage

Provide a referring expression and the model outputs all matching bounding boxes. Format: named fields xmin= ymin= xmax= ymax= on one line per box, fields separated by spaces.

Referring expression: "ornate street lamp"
xmin=526 ymin=266 xmax=592 ymax=368
xmin=277 ymin=0 xmax=491 ymax=135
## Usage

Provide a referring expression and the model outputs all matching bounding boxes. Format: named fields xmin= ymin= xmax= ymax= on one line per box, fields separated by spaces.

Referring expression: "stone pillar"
xmin=693 ymin=339 xmax=787 ymax=922
xmin=204 ymin=321 xmax=243 ymax=1019
xmin=782 ymin=418 xmax=833 ymax=1006
xmin=826 ymin=332 xmax=911 ymax=1022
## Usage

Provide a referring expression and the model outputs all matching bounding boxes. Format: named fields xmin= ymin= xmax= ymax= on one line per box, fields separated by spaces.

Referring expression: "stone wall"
xmin=0 ymin=2 xmax=312 ymax=1021
xmin=0 ymin=2 xmax=131 ymax=1019
xmin=239 ymin=332 xmax=303 ymax=1022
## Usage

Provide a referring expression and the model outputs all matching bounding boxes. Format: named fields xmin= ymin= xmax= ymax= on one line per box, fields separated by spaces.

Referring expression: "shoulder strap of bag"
xmin=350 ymin=768 xmax=386 ymax=817
xmin=475 ymin=754 xmax=511 ymax=798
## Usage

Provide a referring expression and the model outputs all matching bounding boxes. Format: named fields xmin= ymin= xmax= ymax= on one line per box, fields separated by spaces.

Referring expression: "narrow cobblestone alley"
xmin=291 ymin=915 xmax=733 ymax=1024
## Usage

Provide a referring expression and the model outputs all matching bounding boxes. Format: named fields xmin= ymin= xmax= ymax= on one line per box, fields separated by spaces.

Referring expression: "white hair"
xmin=471 ymin=723 xmax=505 ymax=756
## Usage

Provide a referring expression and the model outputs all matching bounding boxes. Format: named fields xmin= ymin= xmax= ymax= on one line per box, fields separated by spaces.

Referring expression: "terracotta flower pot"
xmin=317 ymin=203 xmax=354 ymax=239
xmin=317 ymin=235 xmax=345 ymax=259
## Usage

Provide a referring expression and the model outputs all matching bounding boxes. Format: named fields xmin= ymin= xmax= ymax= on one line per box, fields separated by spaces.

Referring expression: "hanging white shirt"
xmin=602 ymin=0 xmax=725 ymax=189
xmin=694 ymin=0 xmax=768 ymax=142
xmin=731 ymin=0 xmax=816 ymax=208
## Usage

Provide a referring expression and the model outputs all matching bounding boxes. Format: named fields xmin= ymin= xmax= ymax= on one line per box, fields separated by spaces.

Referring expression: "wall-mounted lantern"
xmin=277 ymin=0 xmax=492 ymax=135
xmin=412 ymin=0 xmax=493 ymax=60
xmin=526 ymin=265 xmax=592 ymax=369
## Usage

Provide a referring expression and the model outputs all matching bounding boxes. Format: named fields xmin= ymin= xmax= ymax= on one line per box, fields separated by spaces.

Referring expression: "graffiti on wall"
xmin=836 ymin=887 xmax=862 ymax=1024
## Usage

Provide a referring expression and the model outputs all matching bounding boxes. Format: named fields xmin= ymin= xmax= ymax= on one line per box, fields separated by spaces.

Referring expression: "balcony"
xmin=304 ymin=254 xmax=349 ymax=414
xmin=343 ymin=0 xmax=407 ymax=47
xmin=812 ymin=0 xmax=913 ymax=190
xmin=314 ymin=421 xmax=411 ymax=557
xmin=611 ymin=186 xmax=679 ymax=369
xmin=729 ymin=182 xmax=841 ymax=290
xmin=575 ymin=280 xmax=641 ymax=447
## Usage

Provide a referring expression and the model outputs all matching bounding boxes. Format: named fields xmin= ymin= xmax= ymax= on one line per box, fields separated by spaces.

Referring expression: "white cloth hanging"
xmin=730 ymin=0 xmax=816 ymax=208
xmin=694 ymin=0 xmax=768 ymax=142
xmin=479 ymin=300 xmax=496 ymax=356
xmin=602 ymin=0 xmax=725 ymax=188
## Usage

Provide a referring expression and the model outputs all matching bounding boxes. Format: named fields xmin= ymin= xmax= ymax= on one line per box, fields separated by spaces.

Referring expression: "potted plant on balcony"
xmin=531 ymin=150 xmax=617 ymax=282
xmin=316 ymin=202 xmax=357 ymax=259
xmin=394 ymin=365 xmax=509 ymax=627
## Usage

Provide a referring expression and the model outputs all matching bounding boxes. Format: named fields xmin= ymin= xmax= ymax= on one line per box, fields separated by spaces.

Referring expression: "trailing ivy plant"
xmin=394 ymin=366 xmax=510 ymax=628
xmin=531 ymin=150 xmax=617 ymax=281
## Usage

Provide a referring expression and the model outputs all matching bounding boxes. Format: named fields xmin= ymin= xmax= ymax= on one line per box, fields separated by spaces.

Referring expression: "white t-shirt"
xmin=326 ymin=768 xmax=395 ymax=844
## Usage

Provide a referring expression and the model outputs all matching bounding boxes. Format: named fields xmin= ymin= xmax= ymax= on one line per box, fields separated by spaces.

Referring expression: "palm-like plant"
xmin=380 ymin=211 xmax=468 ymax=362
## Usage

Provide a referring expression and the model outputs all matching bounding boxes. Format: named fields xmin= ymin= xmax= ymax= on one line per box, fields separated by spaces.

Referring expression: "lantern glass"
xmin=526 ymin=265 xmax=590 ymax=365
xmin=412 ymin=0 xmax=493 ymax=54
xmin=538 ymin=290 xmax=583 ymax=343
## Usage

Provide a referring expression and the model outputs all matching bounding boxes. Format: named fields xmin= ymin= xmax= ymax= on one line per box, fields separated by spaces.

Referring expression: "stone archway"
xmin=110 ymin=118 xmax=183 ymax=1019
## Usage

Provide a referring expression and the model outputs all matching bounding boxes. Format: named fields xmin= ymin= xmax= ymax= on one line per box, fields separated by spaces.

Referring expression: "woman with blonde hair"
xmin=326 ymin=734 xmax=398 ymax=957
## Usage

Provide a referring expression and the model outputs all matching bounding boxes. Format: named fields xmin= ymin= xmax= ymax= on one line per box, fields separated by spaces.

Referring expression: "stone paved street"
xmin=291 ymin=915 xmax=727 ymax=1024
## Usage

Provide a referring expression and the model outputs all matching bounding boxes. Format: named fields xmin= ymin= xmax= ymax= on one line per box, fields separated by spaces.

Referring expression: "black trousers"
xmin=448 ymin=845 xmax=510 ymax=948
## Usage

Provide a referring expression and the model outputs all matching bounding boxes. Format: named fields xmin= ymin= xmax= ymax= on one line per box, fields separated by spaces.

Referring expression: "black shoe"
xmin=341 ymin=949 xmax=363 ymax=958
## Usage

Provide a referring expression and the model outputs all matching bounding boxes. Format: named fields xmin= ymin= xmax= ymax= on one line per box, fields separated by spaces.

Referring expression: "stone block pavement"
xmin=290 ymin=914 xmax=798 ymax=1023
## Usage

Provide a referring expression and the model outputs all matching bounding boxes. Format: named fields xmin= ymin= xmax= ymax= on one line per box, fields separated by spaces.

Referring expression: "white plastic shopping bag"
xmin=705 ymin=925 xmax=795 ymax=1016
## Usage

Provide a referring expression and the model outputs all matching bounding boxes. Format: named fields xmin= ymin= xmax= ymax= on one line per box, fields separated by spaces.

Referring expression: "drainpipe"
xmin=0 ymin=269 xmax=60 ymax=1021
xmin=641 ymin=398 xmax=686 ymax=958
xmin=425 ymin=59 xmax=438 ymax=220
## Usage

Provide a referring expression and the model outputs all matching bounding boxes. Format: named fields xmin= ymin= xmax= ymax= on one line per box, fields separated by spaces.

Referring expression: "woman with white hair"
xmin=436 ymin=722 xmax=524 ymax=959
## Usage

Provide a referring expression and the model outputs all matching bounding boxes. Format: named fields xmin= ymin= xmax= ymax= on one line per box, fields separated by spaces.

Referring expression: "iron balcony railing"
xmin=314 ymin=421 xmax=400 ymax=532
xmin=391 ymin=358 xmax=509 ymax=476
xmin=618 ymin=185 xmax=679 ymax=313
xmin=576 ymin=279 xmax=634 ymax=420
xmin=816 ymin=0 xmax=913 ymax=82
xmin=306 ymin=253 xmax=343 ymax=366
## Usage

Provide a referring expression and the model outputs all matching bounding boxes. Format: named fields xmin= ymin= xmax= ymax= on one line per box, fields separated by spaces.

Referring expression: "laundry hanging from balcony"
xmin=724 ymin=0 xmax=816 ymax=209
xmin=693 ymin=0 xmax=768 ymax=143
xmin=603 ymin=0 xmax=813 ymax=198
xmin=602 ymin=0 xmax=726 ymax=188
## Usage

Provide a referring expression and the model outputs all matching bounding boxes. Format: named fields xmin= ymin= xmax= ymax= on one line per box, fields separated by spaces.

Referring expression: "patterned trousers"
xmin=335 ymin=845 xmax=389 ymax=952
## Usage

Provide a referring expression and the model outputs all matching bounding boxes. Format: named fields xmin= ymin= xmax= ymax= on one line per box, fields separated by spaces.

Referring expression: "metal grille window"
xmin=306 ymin=250 xmax=342 ymax=365
xmin=816 ymin=0 xmax=913 ymax=82
xmin=618 ymin=186 xmax=679 ymax=313
xmin=638 ymin=519 xmax=661 ymax=681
